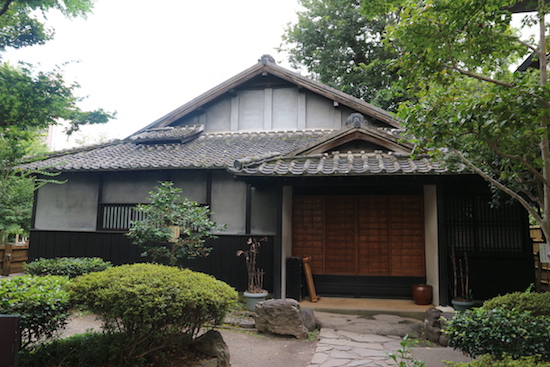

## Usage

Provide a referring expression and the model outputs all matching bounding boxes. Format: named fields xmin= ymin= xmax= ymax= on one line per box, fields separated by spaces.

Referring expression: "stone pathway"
xmin=306 ymin=312 xmax=472 ymax=367
xmin=308 ymin=328 xmax=403 ymax=367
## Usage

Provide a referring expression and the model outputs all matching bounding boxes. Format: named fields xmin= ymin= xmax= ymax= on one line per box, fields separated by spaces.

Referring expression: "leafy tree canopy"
xmin=280 ymin=0 xmax=410 ymax=111
xmin=0 ymin=0 xmax=114 ymax=239
xmin=0 ymin=0 xmax=94 ymax=51
xmin=380 ymin=0 xmax=550 ymax=238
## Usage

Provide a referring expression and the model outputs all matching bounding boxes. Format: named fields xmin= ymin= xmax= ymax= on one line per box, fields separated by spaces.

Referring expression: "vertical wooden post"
xmin=302 ymin=257 xmax=319 ymax=302
xmin=2 ymin=243 xmax=13 ymax=276
xmin=0 ymin=315 xmax=20 ymax=367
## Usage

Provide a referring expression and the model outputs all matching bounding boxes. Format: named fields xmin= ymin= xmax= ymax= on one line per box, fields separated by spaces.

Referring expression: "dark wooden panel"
xmin=29 ymin=230 xmax=274 ymax=293
xmin=313 ymin=275 xmax=427 ymax=299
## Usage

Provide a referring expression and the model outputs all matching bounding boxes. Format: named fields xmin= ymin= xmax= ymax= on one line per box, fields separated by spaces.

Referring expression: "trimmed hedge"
xmin=68 ymin=263 xmax=238 ymax=360
xmin=24 ymin=257 xmax=111 ymax=278
xmin=0 ymin=275 xmax=71 ymax=348
xmin=481 ymin=290 xmax=550 ymax=316
xmin=445 ymin=307 xmax=550 ymax=360
xmin=445 ymin=355 xmax=550 ymax=367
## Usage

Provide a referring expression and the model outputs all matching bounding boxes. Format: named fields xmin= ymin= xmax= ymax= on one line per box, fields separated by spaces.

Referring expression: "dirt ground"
xmin=62 ymin=313 xmax=317 ymax=367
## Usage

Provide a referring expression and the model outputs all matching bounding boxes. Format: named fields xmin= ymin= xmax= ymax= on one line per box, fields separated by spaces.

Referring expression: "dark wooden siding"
xmin=29 ymin=231 xmax=275 ymax=293
xmin=439 ymin=178 xmax=534 ymax=302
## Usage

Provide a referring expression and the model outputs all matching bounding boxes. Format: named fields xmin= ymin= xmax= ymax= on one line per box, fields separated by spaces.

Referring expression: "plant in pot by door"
xmin=237 ymin=237 xmax=268 ymax=311
xmin=450 ymin=246 xmax=474 ymax=311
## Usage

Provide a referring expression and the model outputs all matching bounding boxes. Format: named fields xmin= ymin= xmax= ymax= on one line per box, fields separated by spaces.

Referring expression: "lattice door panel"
xmin=292 ymin=195 xmax=425 ymax=277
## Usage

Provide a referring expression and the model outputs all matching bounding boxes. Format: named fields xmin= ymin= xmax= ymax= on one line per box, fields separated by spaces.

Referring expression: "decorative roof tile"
xmin=230 ymin=151 xmax=456 ymax=176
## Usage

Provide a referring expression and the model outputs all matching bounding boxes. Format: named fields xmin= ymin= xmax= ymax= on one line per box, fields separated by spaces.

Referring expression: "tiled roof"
xmin=230 ymin=151 xmax=453 ymax=176
xmin=128 ymin=125 xmax=204 ymax=143
xmin=23 ymin=128 xmax=332 ymax=172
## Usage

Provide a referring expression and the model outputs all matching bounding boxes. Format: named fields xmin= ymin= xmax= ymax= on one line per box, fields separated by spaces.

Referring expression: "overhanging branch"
xmin=0 ymin=0 xmax=13 ymax=17
xmin=455 ymin=150 xmax=544 ymax=224
xmin=445 ymin=64 xmax=515 ymax=88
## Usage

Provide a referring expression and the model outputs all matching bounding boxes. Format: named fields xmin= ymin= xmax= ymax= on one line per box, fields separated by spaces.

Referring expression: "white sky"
xmin=4 ymin=0 xmax=301 ymax=149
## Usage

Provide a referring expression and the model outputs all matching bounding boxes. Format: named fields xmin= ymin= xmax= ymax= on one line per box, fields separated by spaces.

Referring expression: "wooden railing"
xmin=0 ymin=243 xmax=28 ymax=275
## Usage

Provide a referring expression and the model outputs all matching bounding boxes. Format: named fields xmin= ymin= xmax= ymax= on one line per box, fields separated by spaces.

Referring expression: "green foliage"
xmin=68 ymin=263 xmax=238 ymax=360
xmin=0 ymin=275 xmax=71 ymax=348
xmin=0 ymin=62 xmax=114 ymax=134
xmin=445 ymin=354 xmax=550 ymax=367
xmin=445 ymin=308 xmax=550 ymax=360
xmin=280 ymin=0 xmax=410 ymax=111
xmin=382 ymin=0 xmax=550 ymax=239
xmin=127 ymin=181 xmax=223 ymax=266
xmin=19 ymin=331 xmax=119 ymax=367
xmin=387 ymin=334 xmax=426 ymax=367
xmin=24 ymin=257 xmax=112 ymax=278
xmin=0 ymin=0 xmax=94 ymax=52
xmin=482 ymin=290 xmax=550 ymax=316
xmin=0 ymin=0 xmax=113 ymax=239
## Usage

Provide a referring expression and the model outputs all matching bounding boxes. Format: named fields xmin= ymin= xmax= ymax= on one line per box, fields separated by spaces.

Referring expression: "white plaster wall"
xmin=205 ymin=98 xmax=231 ymax=132
xmin=184 ymin=86 xmax=350 ymax=133
xmin=170 ymin=171 xmax=208 ymax=203
xmin=34 ymin=173 xmax=99 ymax=230
xmin=238 ymin=90 xmax=264 ymax=131
xmin=250 ymin=185 xmax=278 ymax=235
xmin=210 ymin=171 xmax=246 ymax=234
xmin=102 ymin=171 xmax=165 ymax=203
xmin=306 ymin=92 xmax=341 ymax=129
xmin=424 ymin=185 xmax=440 ymax=305
xmin=272 ymin=88 xmax=299 ymax=130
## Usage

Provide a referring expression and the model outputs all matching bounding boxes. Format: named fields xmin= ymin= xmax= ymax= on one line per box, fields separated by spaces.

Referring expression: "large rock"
xmin=424 ymin=308 xmax=453 ymax=346
xmin=190 ymin=330 xmax=230 ymax=367
xmin=300 ymin=308 xmax=318 ymax=331
xmin=254 ymin=298 xmax=310 ymax=339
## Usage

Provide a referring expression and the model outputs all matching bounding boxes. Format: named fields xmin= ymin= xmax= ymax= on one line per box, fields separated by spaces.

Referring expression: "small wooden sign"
xmin=302 ymin=257 xmax=319 ymax=302
xmin=540 ymin=243 xmax=550 ymax=264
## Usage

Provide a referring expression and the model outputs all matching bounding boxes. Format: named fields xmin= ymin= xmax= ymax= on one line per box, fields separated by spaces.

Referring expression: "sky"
xmin=4 ymin=0 xmax=301 ymax=149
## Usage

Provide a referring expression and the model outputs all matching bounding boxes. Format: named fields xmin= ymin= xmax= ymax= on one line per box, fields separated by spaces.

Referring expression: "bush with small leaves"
xmin=481 ymin=290 xmax=550 ymax=316
xmin=68 ymin=263 xmax=238 ymax=360
xmin=445 ymin=354 xmax=550 ymax=367
xmin=24 ymin=257 xmax=112 ymax=278
xmin=445 ymin=307 xmax=550 ymax=360
xmin=19 ymin=332 xmax=118 ymax=367
xmin=0 ymin=275 xmax=71 ymax=348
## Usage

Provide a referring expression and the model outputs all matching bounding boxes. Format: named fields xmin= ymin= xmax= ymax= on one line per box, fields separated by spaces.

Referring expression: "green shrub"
xmin=482 ymin=290 xmax=550 ymax=316
xmin=445 ymin=307 xmax=550 ymax=360
xmin=24 ymin=257 xmax=112 ymax=278
xmin=0 ymin=275 xmax=71 ymax=348
xmin=445 ymin=354 xmax=550 ymax=367
xmin=68 ymin=263 xmax=238 ymax=360
xmin=19 ymin=332 xmax=118 ymax=367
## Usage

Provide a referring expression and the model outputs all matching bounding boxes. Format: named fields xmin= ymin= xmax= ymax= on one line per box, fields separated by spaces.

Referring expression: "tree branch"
xmin=0 ymin=0 xmax=13 ymax=17
xmin=515 ymin=37 xmax=539 ymax=53
xmin=445 ymin=64 xmax=515 ymax=88
xmin=485 ymin=139 xmax=549 ymax=187
xmin=455 ymin=150 xmax=543 ymax=224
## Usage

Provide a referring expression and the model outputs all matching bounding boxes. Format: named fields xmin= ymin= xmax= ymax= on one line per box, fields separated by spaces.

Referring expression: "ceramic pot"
xmin=451 ymin=299 xmax=475 ymax=312
xmin=412 ymin=284 xmax=433 ymax=305
xmin=243 ymin=291 xmax=268 ymax=312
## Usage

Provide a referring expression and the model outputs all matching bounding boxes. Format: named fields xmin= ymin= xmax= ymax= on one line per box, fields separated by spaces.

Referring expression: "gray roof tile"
xmin=23 ymin=128 xmax=331 ymax=172
xmin=230 ymin=151 xmax=454 ymax=176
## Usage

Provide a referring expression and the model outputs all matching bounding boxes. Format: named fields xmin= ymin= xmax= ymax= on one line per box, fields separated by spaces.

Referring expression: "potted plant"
xmin=237 ymin=237 xmax=268 ymax=311
xmin=450 ymin=245 xmax=474 ymax=311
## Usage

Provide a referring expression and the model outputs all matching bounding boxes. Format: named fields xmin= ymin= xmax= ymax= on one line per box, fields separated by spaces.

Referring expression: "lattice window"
xmin=98 ymin=204 xmax=146 ymax=231
xmin=445 ymin=196 xmax=527 ymax=253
